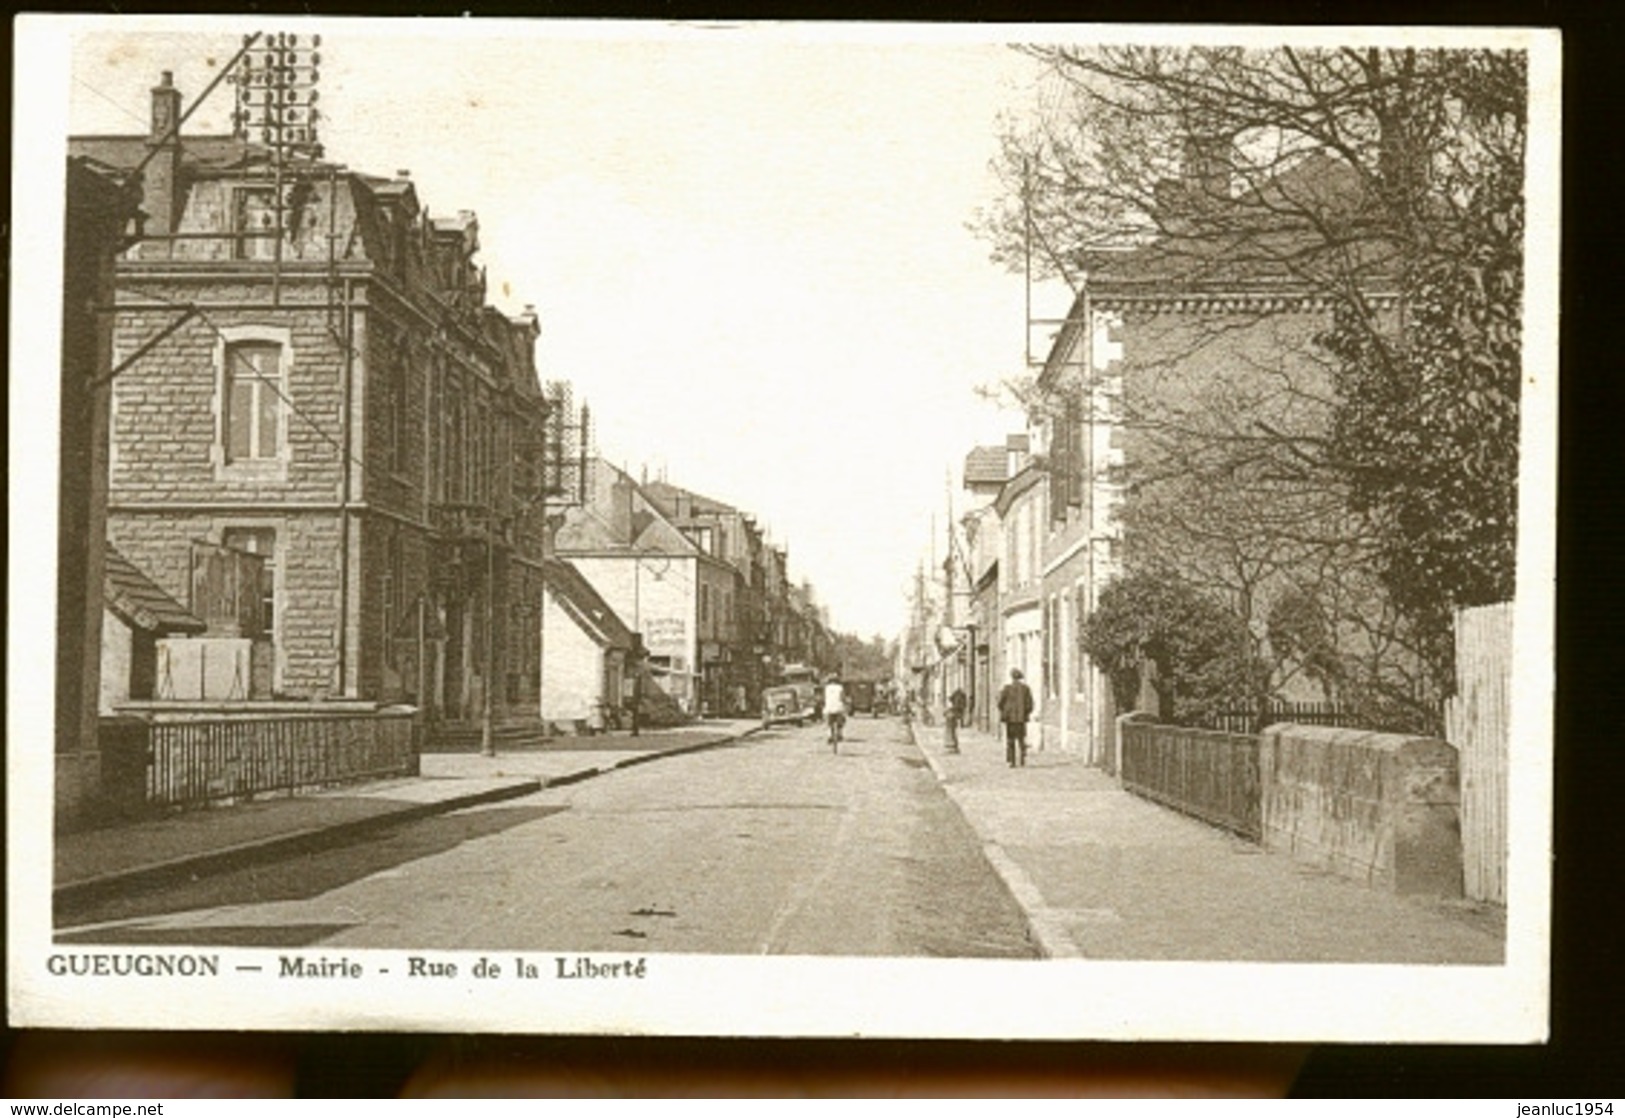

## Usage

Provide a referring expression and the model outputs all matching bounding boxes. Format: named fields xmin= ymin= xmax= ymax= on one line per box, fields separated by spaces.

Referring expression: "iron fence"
xmin=1183 ymin=700 xmax=1441 ymax=737
xmin=1120 ymin=720 xmax=1261 ymax=841
xmin=146 ymin=710 xmax=419 ymax=809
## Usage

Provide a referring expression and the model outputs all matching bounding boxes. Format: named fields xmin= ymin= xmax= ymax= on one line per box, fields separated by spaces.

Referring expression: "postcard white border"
xmin=9 ymin=15 xmax=1557 ymax=1042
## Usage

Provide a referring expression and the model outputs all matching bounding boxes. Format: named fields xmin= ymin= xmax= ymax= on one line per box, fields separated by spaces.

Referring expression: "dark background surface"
xmin=5 ymin=0 xmax=1620 ymax=1098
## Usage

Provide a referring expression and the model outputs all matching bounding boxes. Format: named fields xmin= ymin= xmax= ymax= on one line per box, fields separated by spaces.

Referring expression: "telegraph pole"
xmin=230 ymin=32 xmax=323 ymax=306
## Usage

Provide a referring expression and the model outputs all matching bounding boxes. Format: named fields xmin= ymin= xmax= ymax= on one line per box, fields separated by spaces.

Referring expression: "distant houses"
xmin=57 ymin=68 xmax=839 ymax=822
xmin=553 ymin=459 xmax=833 ymax=719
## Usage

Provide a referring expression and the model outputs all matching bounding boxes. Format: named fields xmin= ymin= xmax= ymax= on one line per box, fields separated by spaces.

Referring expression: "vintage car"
xmin=761 ymin=682 xmax=817 ymax=728
xmin=761 ymin=663 xmax=822 ymax=728
xmin=845 ymin=680 xmax=877 ymax=716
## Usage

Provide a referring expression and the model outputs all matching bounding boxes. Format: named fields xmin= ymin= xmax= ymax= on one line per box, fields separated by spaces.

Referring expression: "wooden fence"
xmin=1120 ymin=719 xmax=1262 ymax=841
xmin=1447 ymin=601 xmax=1513 ymax=905
xmin=145 ymin=710 xmax=420 ymax=810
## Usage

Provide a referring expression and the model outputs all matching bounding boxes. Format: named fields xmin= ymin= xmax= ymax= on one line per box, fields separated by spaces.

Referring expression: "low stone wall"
xmin=1259 ymin=723 xmax=1463 ymax=897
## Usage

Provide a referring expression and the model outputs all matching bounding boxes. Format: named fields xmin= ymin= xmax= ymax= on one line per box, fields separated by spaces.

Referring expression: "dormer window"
xmin=233 ymin=186 xmax=278 ymax=261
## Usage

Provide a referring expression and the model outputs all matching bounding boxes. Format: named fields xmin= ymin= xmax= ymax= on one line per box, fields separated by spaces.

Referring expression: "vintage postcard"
xmin=10 ymin=16 xmax=1557 ymax=1040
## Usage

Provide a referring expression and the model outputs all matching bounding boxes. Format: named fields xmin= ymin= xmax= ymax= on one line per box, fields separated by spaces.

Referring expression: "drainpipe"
xmin=481 ymin=512 xmax=495 ymax=756
xmin=338 ymin=276 xmax=354 ymax=696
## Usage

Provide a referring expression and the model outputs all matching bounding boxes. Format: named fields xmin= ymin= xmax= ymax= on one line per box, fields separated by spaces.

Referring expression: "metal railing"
xmin=1182 ymin=700 xmax=1442 ymax=737
xmin=1120 ymin=720 xmax=1261 ymax=841
xmin=146 ymin=709 xmax=419 ymax=809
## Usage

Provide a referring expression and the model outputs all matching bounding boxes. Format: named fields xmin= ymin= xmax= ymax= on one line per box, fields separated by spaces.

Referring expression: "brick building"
xmin=72 ymin=72 xmax=558 ymax=737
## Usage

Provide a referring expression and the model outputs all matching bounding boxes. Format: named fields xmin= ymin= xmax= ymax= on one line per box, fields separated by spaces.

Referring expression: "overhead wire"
xmin=113 ymin=285 xmax=368 ymax=478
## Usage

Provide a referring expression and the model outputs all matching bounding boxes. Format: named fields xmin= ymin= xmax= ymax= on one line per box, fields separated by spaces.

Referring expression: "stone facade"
xmin=75 ymin=75 xmax=556 ymax=736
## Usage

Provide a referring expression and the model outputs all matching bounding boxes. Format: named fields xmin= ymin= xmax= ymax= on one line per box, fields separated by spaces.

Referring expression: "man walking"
xmin=997 ymin=669 xmax=1034 ymax=767
xmin=945 ymin=686 xmax=967 ymax=754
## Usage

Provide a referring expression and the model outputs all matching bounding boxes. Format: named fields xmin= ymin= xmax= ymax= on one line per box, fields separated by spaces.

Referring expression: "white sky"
xmin=61 ymin=19 xmax=1073 ymax=639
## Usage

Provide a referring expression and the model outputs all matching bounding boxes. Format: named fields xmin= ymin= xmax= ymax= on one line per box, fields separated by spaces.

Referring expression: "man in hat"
xmin=997 ymin=668 xmax=1035 ymax=767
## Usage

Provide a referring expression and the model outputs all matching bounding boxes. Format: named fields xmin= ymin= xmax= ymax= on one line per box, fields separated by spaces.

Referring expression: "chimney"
xmin=1182 ymin=133 xmax=1233 ymax=209
xmin=144 ymin=71 xmax=183 ymax=238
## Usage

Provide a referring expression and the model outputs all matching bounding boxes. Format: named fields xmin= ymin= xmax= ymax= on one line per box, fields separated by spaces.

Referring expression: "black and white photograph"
xmin=10 ymin=16 xmax=1557 ymax=1041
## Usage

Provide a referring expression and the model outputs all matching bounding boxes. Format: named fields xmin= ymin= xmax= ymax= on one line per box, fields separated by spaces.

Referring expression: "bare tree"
xmin=974 ymin=44 xmax=1526 ymax=708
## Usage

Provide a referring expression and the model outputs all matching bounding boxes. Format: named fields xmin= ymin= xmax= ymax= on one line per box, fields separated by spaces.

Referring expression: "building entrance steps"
xmin=53 ymin=722 xmax=758 ymax=918
xmin=913 ymin=723 xmax=1506 ymax=964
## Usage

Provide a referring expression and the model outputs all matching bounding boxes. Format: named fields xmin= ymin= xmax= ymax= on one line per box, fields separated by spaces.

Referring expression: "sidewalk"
xmin=910 ymin=722 xmax=1506 ymax=963
xmin=55 ymin=721 xmax=757 ymax=916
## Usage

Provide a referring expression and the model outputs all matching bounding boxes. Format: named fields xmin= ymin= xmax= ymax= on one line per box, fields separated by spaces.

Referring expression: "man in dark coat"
xmin=945 ymin=687 xmax=967 ymax=754
xmin=997 ymin=669 xmax=1035 ymax=767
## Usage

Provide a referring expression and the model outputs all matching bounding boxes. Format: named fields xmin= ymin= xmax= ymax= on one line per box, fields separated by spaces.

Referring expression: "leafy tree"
xmin=830 ymin=631 xmax=895 ymax=681
xmin=1080 ymin=570 xmax=1267 ymax=724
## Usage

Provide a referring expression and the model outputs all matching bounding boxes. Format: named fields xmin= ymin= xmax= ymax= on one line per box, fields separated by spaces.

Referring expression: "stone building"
xmin=1026 ymin=288 xmax=1127 ymax=765
xmin=958 ymin=440 xmax=1015 ymax=731
xmin=641 ymin=479 xmax=771 ymax=714
xmin=1014 ymin=150 xmax=1416 ymax=759
xmin=71 ymin=72 xmax=556 ymax=739
xmin=554 ymin=459 xmax=734 ymax=715
xmin=992 ymin=436 xmax=1045 ymax=737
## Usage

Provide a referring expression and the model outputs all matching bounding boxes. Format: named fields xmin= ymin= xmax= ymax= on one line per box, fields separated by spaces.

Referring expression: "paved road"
xmin=58 ymin=717 xmax=1038 ymax=958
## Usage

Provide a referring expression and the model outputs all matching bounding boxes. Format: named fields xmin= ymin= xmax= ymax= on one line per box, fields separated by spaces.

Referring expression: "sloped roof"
xmin=964 ymin=445 xmax=1008 ymax=487
xmin=67 ymin=134 xmax=271 ymax=177
xmin=104 ymin=545 xmax=205 ymax=635
xmin=1084 ymin=151 xmax=1394 ymax=296
xmin=642 ymin=479 xmax=740 ymax=519
xmin=553 ymin=459 xmax=702 ymax=557
xmin=542 ymin=557 xmax=635 ymax=651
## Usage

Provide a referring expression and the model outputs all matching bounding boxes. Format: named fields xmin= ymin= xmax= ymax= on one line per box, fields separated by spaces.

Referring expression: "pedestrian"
xmin=997 ymin=669 xmax=1034 ymax=767
xmin=823 ymin=672 xmax=847 ymax=752
xmin=945 ymin=687 xmax=967 ymax=754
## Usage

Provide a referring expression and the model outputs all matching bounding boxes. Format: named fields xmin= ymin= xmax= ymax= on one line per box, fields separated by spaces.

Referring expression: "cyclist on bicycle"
xmin=823 ymin=672 xmax=848 ymax=751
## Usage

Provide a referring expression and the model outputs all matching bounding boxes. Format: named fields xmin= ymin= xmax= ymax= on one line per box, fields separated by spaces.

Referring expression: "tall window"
xmin=388 ymin=344 xmax=411 ymax=476
xmin=1074 ymin=585 xmax=1090 ymax=694
xmin=381 ymin=529 xmax=406 ymax=669
xmin=1047 ymin=596 xmax=1057 ymax=699
xmin=224 ymin=342 xmax=283 ymax=463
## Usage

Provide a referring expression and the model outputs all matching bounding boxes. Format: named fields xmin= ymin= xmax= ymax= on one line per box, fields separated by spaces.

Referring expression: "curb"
xmin=53 ymin=777 xmax=542 ymax=918
xmin=55 ymin=728 xmax=760 ymax=918
xmin=909 ymin=725 xmax=1086 ymax=960
xmin=605 ymin=726 xmax=760 ymax=773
